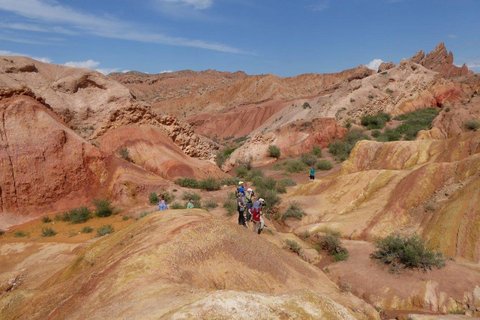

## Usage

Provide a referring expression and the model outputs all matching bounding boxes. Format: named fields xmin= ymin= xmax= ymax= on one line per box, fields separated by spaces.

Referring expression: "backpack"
xmin=251 ymin=207 xmax=261 ymax=222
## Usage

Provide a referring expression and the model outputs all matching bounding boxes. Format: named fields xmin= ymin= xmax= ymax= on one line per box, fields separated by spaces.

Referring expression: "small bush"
xmin=41 ymin=227 xmax=57 ymax=237
xmin=256 ymin=188 xmax=280 ymax=209
xmin=176 ymin=178 xmax=199 ymax=188
xmin=361 ymin=112 xmax=391 ymax=129
xmin=301 ymin=153 xmax=317 ymax=166
xmin=329 ymin=130 xmax=369 ymax=161
xmin=465 ymin=119 xmax=480 ymax=131
xmin=149 ymin=192 xmax=159 ymax=205
xmin=223 ymin=192 xmax=237 ymax=216
xmin=216 ymin=146 xmax=237 ymax=167
xmin=182 ymin=191 xmax=201 ymax=208
xmin=371 ymin=234 xmax=445 ymax=271
xmin=203 ymin=199 xmax=218 ymax=210
xmin=276 ymin=183 xmax=287 ymax=194
xmin=63 ymin=207 xmax=92 ymax=224
xmin=42 ymin=216 xmax=52 ymax=223
xmin=391 ymin=108 xmax=440 ymax=140
xmin=316 ymin=160 xmax=333 ymax=171
xmin=284 ymin=159 xmax=306 ymax=173
xmin=268 ymin=145 xmax=281 ymax=159
xmin=285 ymin=239 xmax=302 ymax=255
xmin=278 ymin=178 xmax=296 ymax=187
xmin=302 ymin=102 xmax=311 ymax=109
xmin=14 ymin=231 xmax=27 ymax=238
xmin=235 ymin=165 xmax=249 ymax=178
xmin=312 ymin=146 xmax=322 ymax=157
xmin=333 ymin=251 xmax=349 ymax=262
xmin=122 ymin=216 xmax=130 ymax=221
xmin=171 ymin=202 xmax=185 ymax=209
xmin=317 ymin=232 xmax=349 ymax=261
xmin=371 ymin=129 xmax=381 ymax=138
xmin=376 ymin=128 xmax=402 ymax=142
xmin=220 ymin=177 xmax=239 ymax=186
xmin=160 ymin=191 xmax=175 ymax=203
xmin=94 ymin=199 xmax=113 ymax=217
xmin=385 ymin=88 xmax=394 ymax=95
xmin=97 ymin=225 xmax=114 ymax=237
xmin=119 ymin=147 xmax=132 ymax=162
xmin=198 ymin=177 xmax=221 ymax=191
xmin=81 ymin=226 xmax=94 ymax=233
xmin=281 ymin=203 xmax=305 ymax=221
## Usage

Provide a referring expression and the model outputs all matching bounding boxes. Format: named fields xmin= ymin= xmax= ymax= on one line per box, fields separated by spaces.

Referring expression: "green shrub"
xmin=182 ymin=191 xmax=201 ymax=208
xmin=42 ymin=216 xmax=52 ymax=223
xmin=246 ymin=168 xmax=264 ymax=181
xmin=361 ymin=112 xmax=391 ymax=129
xmin=97 ymin=225 xmax=114 ymax=237
xmin=284 ymin=159 xmax=306 ymax=173
xmin=278 ymin=178 xmax=296 ymax=187
xmin=149 ymin=192 xmax=159 ymax=205
xmin=252 ymin=176 xmax=277 ymax=190
xmin=301 ymin=153 xmax=317 ymax=166
xmin=281 ymin=203 xmax=305 ymax=221
xmin=317 ymin=232 xmax=349 ymax=261
xmin=81 ymin=226 xmax=94 ymax=233
xmin=223 ymin=192 xmax=237 ymax=216
xmin=376 ymin=128 xmax=402 ymax=142
xmin=94 ymin=199 xmax=113 ymax=217
xmin=63 ymin=207 xmax=92 ymax=224
xmin=385 ymin=88 xmax=394 ymax=95
xmin=465 ymin=119 xmax=480 ymax=131
xmin=198 ymin=177 xmax=221 ymax=191
xmin=119 ymin=147 xmax=132 ymax=162
xmin=256 ymin=187 xmax=280 ymax=209
xmin=220 ymin=177 xmax=239 ymax=186
xmin=371 ymin=234 xmax=445 ymax=271
xmin=171 ymin=202 xmax=185 ymax=209
xmin=14 ymin=231 xmax=27 ymax=238
xmin=175 ymin=178 xmax=199 ymax=188
xmin=41 ymin=227 xmax=57 ymax=237
xmin=329 ymin=130 xmax=369 ymax=161
xmin=276 ymin=183 xmax=287 ymax=194
xmin=302 ymin=102 xmax=311 ymax=109
xmin=371 ymin=129 xmax=381 ymax=138
xmin=216 ymin=146 xmax=237 ymax=167
xmin=235 ymin=165 xmax=249 ymax=178
xmin=391 ymin=108 xmax=440 ymax=140
xmin=316 ymin=160 xmax=333 ymax=171
xmin=312 ymin=146 xmax=322 ymax=157
xmin=285 ymin=239 xmax=302 ymax=254
xmin=268 ymin=145 xmax=281 ymax=159
xmin=203 ymin=199 xmax=218 ymax=210
xmin=160 ymin=191 xmax=175 ymax=203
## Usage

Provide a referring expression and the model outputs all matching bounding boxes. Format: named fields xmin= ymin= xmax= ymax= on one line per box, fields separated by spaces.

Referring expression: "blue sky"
xmin=0 ymin=0 xmax=479 ymax=75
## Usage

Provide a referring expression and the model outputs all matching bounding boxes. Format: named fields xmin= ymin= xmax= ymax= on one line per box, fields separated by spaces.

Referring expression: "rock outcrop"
xmin=378 ymin=62 xmax=395 ymax=73
xmin=410 ymin=42 xmax=471 ymax=78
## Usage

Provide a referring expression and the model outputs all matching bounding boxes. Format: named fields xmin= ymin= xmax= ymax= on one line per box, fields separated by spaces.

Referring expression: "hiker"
xmin=237 ymin=181 xmax=245 ymax=196
xmin=309 ymin=166 xmax=316 ymax=180
xmin=158 ymin=196 xmax=168 ymax=211
xmin=251 ymin=198 xmax=265 ymax=234
xmin=245 ymin=188 xmax=255 ymax=222
xmin=237 ymin=193 xmax=247 ymax=227
xmin=186 ymin=199 xmax=194 ymax=209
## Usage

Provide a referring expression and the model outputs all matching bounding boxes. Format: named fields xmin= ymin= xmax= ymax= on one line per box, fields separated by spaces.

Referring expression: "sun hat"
xmin=247 ymin=188 xmax=253 ymax=192
xmin=239 ymin=181 xmax=244 ymax=185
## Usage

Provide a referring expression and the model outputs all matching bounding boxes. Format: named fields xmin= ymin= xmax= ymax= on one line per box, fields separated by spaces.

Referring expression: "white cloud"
xmin=309 ymin=0 xmax=329 ymax=12
xmin=64 ymin=59 xmax=100 ymax=69
xmin=160 ymin=70 xmax=173 ymax=73
xmin=0 ymin=22 xmax=76 ymax=35
xmin=366 ymin=58 xmax=384 ymax=71
xmin=0 ymin=49 xmax=51 ymax=63
xmin=155 ymin=0 xmax=213 ymax=10
xmin=0 ymin=0 xmax=244 ymax=53
xmin=466 ymin=60 xmax=480 ymax=70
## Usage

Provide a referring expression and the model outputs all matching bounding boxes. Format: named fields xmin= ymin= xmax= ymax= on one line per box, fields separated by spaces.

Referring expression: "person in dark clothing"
xmin=237 ymin=194 xmax=246 ymax=227
xmin=309 ymin=166 xmax=316 ymax=180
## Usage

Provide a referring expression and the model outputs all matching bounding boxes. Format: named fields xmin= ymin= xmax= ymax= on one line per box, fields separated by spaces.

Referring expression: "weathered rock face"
xmin=0 ymin=94 xmax=105 ymax=215
xmin=0 ymin=211 xmax=380 ymax=320
xmin=98 ymin=125 xmax=225 ymax=180
xmin=378 ymin=62 xmax=396 ymax=73
xmin=410 ymin=42 xmax=471 ymax=78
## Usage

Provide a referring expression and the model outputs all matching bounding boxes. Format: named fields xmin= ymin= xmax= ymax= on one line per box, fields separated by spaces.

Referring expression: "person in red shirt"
xmin=250 ymin=198 xmax=265 ymax=234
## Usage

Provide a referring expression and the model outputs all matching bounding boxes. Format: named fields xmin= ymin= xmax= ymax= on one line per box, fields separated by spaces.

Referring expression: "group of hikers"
xmin=236 ymin=181 xmax=266 ymax=234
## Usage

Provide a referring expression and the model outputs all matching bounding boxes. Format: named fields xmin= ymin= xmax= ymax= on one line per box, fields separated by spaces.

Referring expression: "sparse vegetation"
xmin=316 ymin=230 xmax=349 ymax=262
xmin=122 ymin=216 xmax=130 ymax=221
xmin=361 ymin=112 xmax=391 ymax=129
xmin=388 ymin=108 xmax=440 ymax=141
xmin=175 ymin=177 xmax=199 ymax=188
xmin=268 ymin=145 xmax=281 ymax=159
xmin=41 ymin=227 xmax=57 ymax=237
xmin=81 ymin=226 xmax=94 ymax=233
xmin=301 ymin=153 xmax=317 ymax=166
xmin=42 ymin=216 xmax=52 ymax=223
xmin=285 ymin=239 xmax=302 ymax=255
xmin=175 ymin=177 xmax=221 ymax=191
xmin=198 ymin=177 xmax=221 ymax=191
xmin=14 ymin=231 xmax=27 ymax=238
xmin=302 ymin=102 xmax=311 ymax=109
xmin=278 ymin=178 xmax=296 ymax=187
xmin=371 ymin=129 xmax=381 ymax=138
xmin=284 ymin=159 xmax=306 ymax=173
xmin=376 ymin=128 xmax=402 ymax=142
xmin=182 ymin=191 xmax=201 ymax=208
xmin=281 ymin=202 xmax=305 ymax=221
xmin=464 ymin=119 xmax=480 ymax=131
xmin=316 ymin=159 xmax=333 ymax=170
xmin=385 ymin=88 xmax=394 ymax=95
xmin=329 ymin=129 xmax=369 ymax=161
xmin=171 ymin=202 xmax=185 ymax=209
xmin=216 ymin=145 xmax=237 ymax=167
xmin=203 ymin=199 xmax=218 ymax=210
xmin=371 ymin=234 xmax=445 ymax=271
xmin=149 ymin=192 xmax=159 ymax=205
xmin=118 ymin=147 xmax=132 ymax=162
xmin=96 ymin=225 xmax=114 ymax=237
xmin=94 ymin=199 xmax=114 ymax=217
xmin=223 ymin=192 xmax=237 ymax=216
xmin=62 ymin=207 xmax=92 ymax=224
xmin=312 ymin=146 xmax=322 ymax=157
